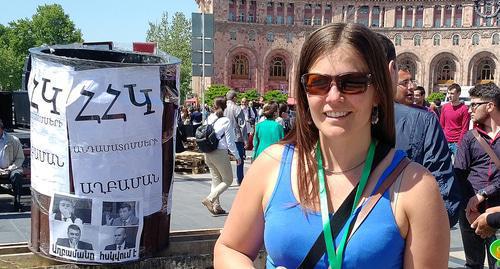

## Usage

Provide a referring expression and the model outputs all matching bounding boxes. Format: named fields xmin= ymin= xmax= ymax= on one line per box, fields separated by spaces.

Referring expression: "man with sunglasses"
xmin=440 ymin=84 xmax=471 ymax=156
xmin=377 ymin=33 xmax=460 ymax=227
xmin=454 ymin=82 xmax=500 ymax=269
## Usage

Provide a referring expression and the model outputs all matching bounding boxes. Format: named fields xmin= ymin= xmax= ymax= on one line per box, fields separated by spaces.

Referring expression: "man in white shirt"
xmin=0 ymin=119 xmax=25 ymax=211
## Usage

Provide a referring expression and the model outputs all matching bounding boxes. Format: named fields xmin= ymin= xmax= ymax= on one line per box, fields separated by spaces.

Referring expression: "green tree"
xmin=31 ymin=4 xmax=83 ymax=46
xmin=237 ymin=88 xmax=260 ymax=102
xmin=204 ymin=84 xmax=231 ymax=106
xmin=263 ymin=90 xmax=288 ymax=103
xmin=427 ymin=92 xmax=446 ymax=103
xmin=0 ymin=4 xmax=82 ymax=91
xmin=147 ymin=12 xmax=192 ymax=103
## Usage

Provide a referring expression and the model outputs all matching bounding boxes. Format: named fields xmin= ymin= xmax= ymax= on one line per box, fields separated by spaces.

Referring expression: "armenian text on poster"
xmin=28 ymin=58 xmax=73 ymax=195
xmin=65 ymin=66 xmax=163 ymax=215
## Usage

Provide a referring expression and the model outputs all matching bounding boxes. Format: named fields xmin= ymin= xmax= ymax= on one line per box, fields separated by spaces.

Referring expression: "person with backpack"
xmin=200 ymin=97 xmax=241 ymax=216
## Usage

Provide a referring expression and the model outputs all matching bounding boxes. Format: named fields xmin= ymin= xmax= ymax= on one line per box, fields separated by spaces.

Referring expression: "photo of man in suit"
xmin=104 ymin=227 xmax=134 ymax=250
xmin=106 ymin=203 xmax=139 ymax=226
xmin=56 ymin=224 xmax=93 ymax=250
xmin=52 ymin=198 xmax=83 ymax=224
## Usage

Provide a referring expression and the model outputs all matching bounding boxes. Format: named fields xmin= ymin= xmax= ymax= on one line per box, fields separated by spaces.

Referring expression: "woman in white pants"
xmin=202 ymin=97 xmax=242 ymax=215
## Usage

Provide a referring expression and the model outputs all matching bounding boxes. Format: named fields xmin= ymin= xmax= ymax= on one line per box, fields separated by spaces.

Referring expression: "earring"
xmin=371 ymin=106 xmax=379 ymax=125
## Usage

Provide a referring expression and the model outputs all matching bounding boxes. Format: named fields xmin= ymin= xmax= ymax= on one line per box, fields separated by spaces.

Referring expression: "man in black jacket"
xmin=56 ymin=224 xmax=93 ymax=250
xmin=455 ymin=82 xmax=500 ymax=269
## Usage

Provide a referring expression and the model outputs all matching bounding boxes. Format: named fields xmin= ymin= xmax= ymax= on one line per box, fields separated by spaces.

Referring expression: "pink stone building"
xmin=193 ymin=0 xmax=500 ymax=98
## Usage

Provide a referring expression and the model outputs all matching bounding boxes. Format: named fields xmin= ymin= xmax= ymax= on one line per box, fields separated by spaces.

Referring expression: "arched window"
xmin=231 ymin=54 xmax=249 ymax=79
xmin=405 ymin=6 xmax=413 ymax=27
xmin=230 ymin=30 xmax=237 ymax=41
xmin=493 ymin=33 xmax=500 ymax=45
xmin=455 ymin=5 xmax=463 ymax=27
xmin=413 ymin=35 xmax=421 ymax=46
xmin=358 ymin=6 xmax=369 ymax=26
xmin=433 ymin=34 xmax=441 ymax=46
xmin=395 ymin=6 xmax=403 ymax=27
xmin=395 ymin=34 xmax=402 ymax=46
xmin=434 ymin=5 xmax=442 ymax=27
xmin=472 ymin=33 xmax=480 ymax=45
xmin=267 ymin=32 xmax=274 ymax=42
xmin=452 ymin=34 xmax=460 ymax=46
xmin=371 ymin=6 xmax=380 ymax=27
xmin=477 ymin=59 xmax=496 ymax=83
xmin=415 ymin=5 xmax=424 ymax=27
xmin=248 ymin=30 xmax=256 ymax=41
xmin=436 ymin=58 xmax=455 ymax=84
xmin=444 ymin=5 xmax=452 ymax=27
xmin=270 ymin=56 xmax=286 ymax=79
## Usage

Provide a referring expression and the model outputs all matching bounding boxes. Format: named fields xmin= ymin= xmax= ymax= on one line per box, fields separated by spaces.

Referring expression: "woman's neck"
xmin=318 ymin=130 xmax=372 ymax=173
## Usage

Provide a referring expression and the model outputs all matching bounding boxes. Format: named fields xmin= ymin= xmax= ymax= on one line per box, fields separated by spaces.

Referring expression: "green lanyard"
xmin=315 ymin=140 xmax=376 ymax=269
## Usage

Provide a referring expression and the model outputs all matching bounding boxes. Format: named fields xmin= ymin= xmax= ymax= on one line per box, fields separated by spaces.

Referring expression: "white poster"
xmin=27 ymin=58 xmax=73 ymax=195
xmin=66 ymin=66 xmax=163 ymax=215
xmin=49 ymin=193 xmax=143 ymax=263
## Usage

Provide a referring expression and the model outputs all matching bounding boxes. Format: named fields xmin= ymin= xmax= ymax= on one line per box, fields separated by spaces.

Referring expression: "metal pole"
xmin=201 ymin=11 xmax=206 ymax=121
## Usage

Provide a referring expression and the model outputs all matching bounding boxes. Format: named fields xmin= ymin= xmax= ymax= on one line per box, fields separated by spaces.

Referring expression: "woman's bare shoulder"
xmin=244 ymin=144 xmax=290 ymax=194
xmin=399 ymin=161 xmax=435 ymax=188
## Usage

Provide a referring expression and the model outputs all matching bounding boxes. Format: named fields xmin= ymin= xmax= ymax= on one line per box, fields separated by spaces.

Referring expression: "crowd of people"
xmin=178 ymin=92 xmax=296 ymax=216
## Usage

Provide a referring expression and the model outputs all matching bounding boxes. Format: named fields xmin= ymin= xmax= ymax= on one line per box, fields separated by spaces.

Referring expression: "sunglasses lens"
xmin=303 ymin=74 xmax=331 ymax=95
xmin=339 ymin=73 xmax=370 ymax=94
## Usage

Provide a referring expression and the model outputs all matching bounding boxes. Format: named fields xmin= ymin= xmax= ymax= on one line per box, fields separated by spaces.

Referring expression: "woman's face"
xmin=306 ymin=46 xmax=377 ymax=139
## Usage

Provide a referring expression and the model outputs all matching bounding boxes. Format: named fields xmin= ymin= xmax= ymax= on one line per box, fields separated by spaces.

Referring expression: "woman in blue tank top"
xmin=214 ymin=23 xmax=449 ymax=269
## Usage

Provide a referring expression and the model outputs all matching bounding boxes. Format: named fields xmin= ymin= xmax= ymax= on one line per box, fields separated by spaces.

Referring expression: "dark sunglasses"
xmin=301 ymin=72 xmax=372 ymax=96
xmin=470 ymin=101 xmax=490 ymax=110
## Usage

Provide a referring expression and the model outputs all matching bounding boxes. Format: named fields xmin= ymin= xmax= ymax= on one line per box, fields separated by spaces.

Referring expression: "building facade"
xmin=194 ymin=0 xmax=500 ymax=98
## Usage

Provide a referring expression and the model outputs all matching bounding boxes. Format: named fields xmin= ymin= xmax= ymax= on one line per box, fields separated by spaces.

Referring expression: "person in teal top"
xmin=252 ymin=103 xmax=284 ymax=160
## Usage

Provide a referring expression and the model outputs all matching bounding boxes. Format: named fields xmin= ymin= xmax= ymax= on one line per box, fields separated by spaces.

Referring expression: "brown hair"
xmin=281 ymin=22 xmax=395 ymax=208
xmin=448 ymin=83 xmax=461 ymax=93
xmin=213 ymin=96 xmax=227 ymax=118
xmin=262 ymin=102 xmax=278 ymax=119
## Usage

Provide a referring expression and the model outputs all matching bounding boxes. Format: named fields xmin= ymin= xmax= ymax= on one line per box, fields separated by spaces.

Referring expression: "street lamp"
xmin=474 ymin=0 xmax=500 ymax=18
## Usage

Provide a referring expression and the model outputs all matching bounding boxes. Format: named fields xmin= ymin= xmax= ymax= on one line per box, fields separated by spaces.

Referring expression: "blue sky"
xmin=0 ymin=1 xmax=198 ymax=43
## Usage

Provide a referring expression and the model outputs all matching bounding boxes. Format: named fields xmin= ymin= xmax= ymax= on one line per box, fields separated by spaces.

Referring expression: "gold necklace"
xmin=323 ymin=160 xmax=366 ymax=175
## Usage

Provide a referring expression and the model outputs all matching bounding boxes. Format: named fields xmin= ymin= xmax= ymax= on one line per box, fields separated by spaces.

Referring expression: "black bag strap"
xmin=298 ymin=142 xmax=391 ymax=269
xmin=472 ymin=129 xmax=500 ymax=169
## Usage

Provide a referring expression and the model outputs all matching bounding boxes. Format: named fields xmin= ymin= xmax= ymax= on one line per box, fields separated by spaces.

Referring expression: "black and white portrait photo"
xmin=102 ymin=201 xmax=140 ymax=226
xmin=51 ymin=194 xmax=92 ymax=224
xmin=55 ymin=224 xmax=93 ymax=250
xmin=104 ymin=227 xmax=136 ymax=250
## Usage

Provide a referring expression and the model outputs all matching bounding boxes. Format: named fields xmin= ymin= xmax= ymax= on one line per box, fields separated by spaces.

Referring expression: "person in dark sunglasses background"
xmin=454 ymin=82 xmax=500 ymax=269
xmin=214 ymin=23 xmax=449 ymax=268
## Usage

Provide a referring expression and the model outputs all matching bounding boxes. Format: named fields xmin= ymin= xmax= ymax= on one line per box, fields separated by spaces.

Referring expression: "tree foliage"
xmin=0 ymin=4 xmax=82 ymax=91
xmin=237 ymin=88 xmax=260 ymax=102
xmin=263 ymin=90 xmax=288 ymax=103
xmin=427 ymin=92 xmax=446 ymax=103
xmin=204 ymin=84 xmax=231 ymax=106
xmin=147 ymin=12 xmax=192 ymax=103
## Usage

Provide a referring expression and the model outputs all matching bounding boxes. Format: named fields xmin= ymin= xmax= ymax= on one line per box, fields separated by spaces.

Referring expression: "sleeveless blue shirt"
xmin=263 ymin=145 xmax=405 ymax=268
